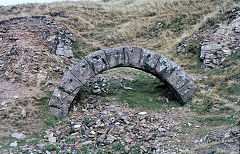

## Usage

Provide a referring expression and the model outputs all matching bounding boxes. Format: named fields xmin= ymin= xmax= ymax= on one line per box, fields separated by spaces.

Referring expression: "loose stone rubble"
xmin=177 ymin=8 xmax=240 ymax=69
xmin=0 ymin=16 xmax=76 ymax=94
xmin=200 ymin=9 xmax=240 ymax=69
xmin=0 ymin=16 xmax=75 ymax=59
xmin=0 ymin=16 xmax=75 ymax=79
xmin=9 ymin=92 xmax=239 ymax=153
xmin=49 ymin=47 xmax=197 ymax=119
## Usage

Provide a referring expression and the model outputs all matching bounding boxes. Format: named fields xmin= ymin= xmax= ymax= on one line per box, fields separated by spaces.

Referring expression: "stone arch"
xmin=49 ymin=46 xmax=197 ymax=119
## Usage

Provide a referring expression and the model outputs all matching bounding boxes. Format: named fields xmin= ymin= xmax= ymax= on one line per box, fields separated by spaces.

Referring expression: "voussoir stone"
xmin=139 ymin=49 xmax=161 ymax=71
xmin=166 ymin=66 xmax=191 ymax=90
xmin=155 ymin=56 xmax=178 ymax=79
xmin=58 ymin=71 xmax=82 ymax=95
xmin=85 ymin=50 xmax=109 ymax=74
xmin=178 ymin=81 xmax=197 ymax=103
xmin=49 ymin=88 xmax=74 ymax=108
xmin=70 ymin=59 xmax=95 ymax=84
xmin=104 ymin=47 xmax=125 ymax=68
xmin=50 ymin=107 xmax=65 ymax=119
xmin=124 ymin=46 xmax=142 ymax=68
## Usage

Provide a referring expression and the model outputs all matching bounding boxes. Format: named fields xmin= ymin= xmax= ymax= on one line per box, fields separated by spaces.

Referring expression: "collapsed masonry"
xmin=0 ymin=16 xmax=76 ymax=81
xmin=200 ymin=9 xmax=240 ymax=69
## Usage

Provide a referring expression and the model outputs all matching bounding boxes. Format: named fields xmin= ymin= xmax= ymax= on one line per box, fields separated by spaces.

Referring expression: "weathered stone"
xmin=203 ymin=44 xmax=221 ymax=51
xmin=139 ymin=49 xmax=160 ymax=71
xmin=70 ymin=59 xmax=95 ymax=84
xmin=200 ymin=10 xmax=240 ymax=69
xmin=166 ymin=66 xmax=191 ymax=90
xmin=124 ymin=46 xmax=142 ymax=67
xmin=58 ymin=71 xmax=82 ymax=95
xmin=178 ymin=81 xmax=197 ymax=102
xmin=10 ymin=141 xmax=17 ymax=147
xmin=11 ymin=133 xmax=26 ymax=139
xmin=85 ymin=50 xmax=109 ymax=74
xmin=104 ymin=47 xmax=125 ymax=68
xmin=48 ymin=136 xmax=57 ymax=144
xmin=55 ymin=45 xmax=73 ymax=58
xmin=155 ymin=56 xmax=178 ymax=79
xmin=49 ymin=88 xmax=74 ymax=108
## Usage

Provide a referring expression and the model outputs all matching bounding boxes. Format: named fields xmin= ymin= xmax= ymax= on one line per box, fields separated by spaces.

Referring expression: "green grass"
xmin=36 ymin=91 xmax=60 ymax=129
xmin=197 ymin=115 xmax=237 ymax=127
xmin=95 ymin=68 xmax=182 ymax=110
xmin=40 ymin=141 xmax=141 ymax=153
xmin=78 ymin=142 xmax=141 ymax=153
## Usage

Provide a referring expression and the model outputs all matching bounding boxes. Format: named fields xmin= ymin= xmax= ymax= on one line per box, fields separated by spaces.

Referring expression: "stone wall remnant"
xmin=0 ymin=16 xmax=76 ymax=58
xmin=200 ymin=9 xmax=240 ymax=69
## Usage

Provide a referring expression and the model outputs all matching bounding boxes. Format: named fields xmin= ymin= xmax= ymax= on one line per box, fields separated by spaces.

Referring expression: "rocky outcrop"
xmin=49 ymin=47 xmax=197 ymax=119
xmin=200 ymin=9 xmax=240 ymax=69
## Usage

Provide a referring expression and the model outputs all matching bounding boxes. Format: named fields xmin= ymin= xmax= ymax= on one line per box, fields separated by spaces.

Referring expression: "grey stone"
xmin=50 ymin=107 xmax=65 ymax=119
xmin=11 ymin=133 xmax=26 ymax=139
xmin=199 ymin=12 xmax=240 ymax=69
xmin=70 ymin=59 xmax=95 ymax=84
xmin=55 ymin=43 xmax=73 ymax=58
xmin=49 ymin=88 xmax=74 ymax=108
xmin=58 ymin=71 xmax=82 ymax=95
xmin=104 ymin=47 xmax=125 ymax=68
xmin=97 ymin=134 xmax=106 ymax=143
xmin=178 ymin=81 xmax=197 ymax=103
xmin=203 ymin=44 xmax=221 ymax=51
xmin=92 ymin=88 xmax=101 ymax=94
xmin=166 ymin=66 xmax=191 ymax=90
xmin=85 ymin=50 xmax=109 ymax=74
xmin=155 ymin=56 xmax=178 ymax=79
xmin=10 ymin=141 xmax=17 ymax=147
xmin=124 ymin=46 xmax=142 ymax=67
xmin=82 ymin=141 xmax=93 ymax=145
xmin=139 ymin=49 xmax=160 ymax=71
xmin=123 ymin=86 xmax=133 ymax=90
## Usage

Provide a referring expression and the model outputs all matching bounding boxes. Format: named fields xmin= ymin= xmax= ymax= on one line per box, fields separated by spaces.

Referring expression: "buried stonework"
xmin=49 ymin=47 xmax=197 ymax=119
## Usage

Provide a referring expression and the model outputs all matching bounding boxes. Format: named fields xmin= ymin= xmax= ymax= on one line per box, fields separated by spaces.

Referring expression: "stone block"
xmin=70 ymin=59 xmax=95 ymax=84
xmin=155 ymin=56 xmax=178 ymax=79
xmin=139 ymin=49 xmax=161 ymax=71
xmin=58 ymin=71 xmax=82 ymax=95
xmin=49 ymin=88 xmax=74 ymax=108
xmin=85 ymin=50 xmax=109 ymax=74
xmin=203 ymin=44 xmax=221 ymax=51
xmin=124 ymin=46 xmax=142 ymax=68
xmin=104 ymin=47 xmax=125 ymax=68
xmin=178 ymin=81 xmax=197 ymax=103
xmin=166 ymin=66 xmax=191 ymax=90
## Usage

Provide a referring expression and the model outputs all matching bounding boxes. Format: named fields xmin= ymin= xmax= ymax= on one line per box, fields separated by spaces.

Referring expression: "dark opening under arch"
xmin=49 ymin=47 xmax=197 ymax=119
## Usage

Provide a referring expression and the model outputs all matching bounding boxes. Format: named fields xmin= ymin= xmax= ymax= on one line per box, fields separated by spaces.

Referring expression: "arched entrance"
xmin=49 ymin=47 xmax=197 ymax=118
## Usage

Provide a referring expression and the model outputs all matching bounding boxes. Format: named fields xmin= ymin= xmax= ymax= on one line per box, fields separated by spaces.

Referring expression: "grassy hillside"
xmin=0 ymin=0 xmax=238 ymax=57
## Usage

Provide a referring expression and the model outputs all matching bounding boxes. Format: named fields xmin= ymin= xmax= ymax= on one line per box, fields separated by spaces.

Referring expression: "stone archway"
xmin=49 ymin=46 xmax=197 ymax=119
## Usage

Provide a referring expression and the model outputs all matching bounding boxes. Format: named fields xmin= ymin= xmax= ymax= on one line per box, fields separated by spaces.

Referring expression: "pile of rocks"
xmin=24 ymin=95 xmax=181 ymax=153
xmin=0 ymin=16 xmax=76 ymax=83
xmin=177 ymin=8 xmax=240 ymax=69
xmin=200 ymin=9 xmax=240 ymax=69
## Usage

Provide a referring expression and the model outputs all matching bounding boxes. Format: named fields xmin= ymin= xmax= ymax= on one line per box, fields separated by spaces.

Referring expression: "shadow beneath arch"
xmin=71 ymin=68 xmax=181 ymax=112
